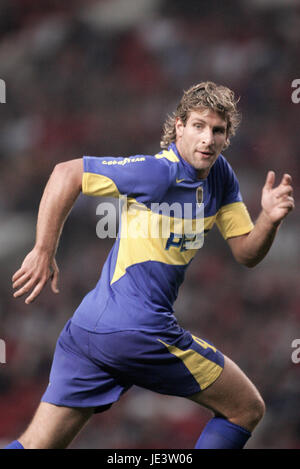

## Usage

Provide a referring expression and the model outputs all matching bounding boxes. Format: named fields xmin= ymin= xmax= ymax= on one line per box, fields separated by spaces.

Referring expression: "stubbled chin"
xmin=193 ymin=159 xmax=212 ymax=169
xmin=193 ymin=159 xmax=216 ymax=177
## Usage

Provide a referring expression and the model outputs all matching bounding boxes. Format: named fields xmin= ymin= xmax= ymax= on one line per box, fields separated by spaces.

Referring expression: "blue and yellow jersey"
xmin=72 ymin=143 xmax=253 ymax=333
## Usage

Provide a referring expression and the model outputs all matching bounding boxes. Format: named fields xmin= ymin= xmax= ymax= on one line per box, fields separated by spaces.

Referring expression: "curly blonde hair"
xmin=160 ymin=81 xmax=241 ymax=150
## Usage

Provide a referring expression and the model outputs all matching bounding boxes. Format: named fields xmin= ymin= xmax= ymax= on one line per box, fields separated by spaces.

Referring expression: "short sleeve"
xmin=82 ymin=154 xmax=172 ymax=204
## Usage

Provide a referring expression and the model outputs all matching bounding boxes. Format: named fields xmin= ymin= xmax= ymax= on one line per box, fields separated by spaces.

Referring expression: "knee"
xmin=235 ymin=394 xmax=266 ymax=432
xmin=247 ymin=395 xmax=265 ymax=428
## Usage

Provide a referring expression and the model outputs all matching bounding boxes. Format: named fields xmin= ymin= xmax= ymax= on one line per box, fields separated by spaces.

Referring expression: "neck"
xmin=196 ymin=168 xmax=209 ymax=180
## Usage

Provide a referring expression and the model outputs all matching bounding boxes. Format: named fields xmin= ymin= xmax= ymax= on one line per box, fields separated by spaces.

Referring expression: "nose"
xmin=201 ymin=128 xmax=214 ymax=146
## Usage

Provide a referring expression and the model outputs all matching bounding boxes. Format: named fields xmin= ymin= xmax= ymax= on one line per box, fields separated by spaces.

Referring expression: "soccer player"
xmin=5 ymin=82 xmax=294 ymax=449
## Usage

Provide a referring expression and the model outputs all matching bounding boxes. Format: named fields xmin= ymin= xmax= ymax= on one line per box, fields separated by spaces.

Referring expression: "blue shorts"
xmin=42 ymin=319 xmax=224 ymax=413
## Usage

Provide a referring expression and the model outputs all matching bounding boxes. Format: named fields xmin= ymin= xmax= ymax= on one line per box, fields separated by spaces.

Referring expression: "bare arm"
xmin=227 ymin=171 xmax=295 ymax=267
xmin=12 ymin=159 xmax=83 ymax=304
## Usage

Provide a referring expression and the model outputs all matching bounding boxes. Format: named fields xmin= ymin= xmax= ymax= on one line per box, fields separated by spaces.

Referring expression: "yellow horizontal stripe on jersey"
xmin=111 ymin=202 xmax=216 ymax=284
xmin=154 ymin=148 xmax=180 ymax=163
xmin=216 ymin=201 xmax=254 ymax=240
xmin=158 ymin=339 xmax=223 ymax=391
xmin=82 ymin=172 xmax=120 ymax=198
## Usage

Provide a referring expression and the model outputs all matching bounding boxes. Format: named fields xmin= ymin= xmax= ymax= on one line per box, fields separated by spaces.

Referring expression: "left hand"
xmin=12 ymin=248 xmax=60 ymax=304
xmin=261 ymin=171 xmax=295 ymax=225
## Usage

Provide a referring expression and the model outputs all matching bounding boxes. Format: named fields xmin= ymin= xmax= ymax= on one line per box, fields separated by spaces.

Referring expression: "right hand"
xmin=12 ymin=248 xmax=59 ymax=304
xmin=261 ymin=171 xmax=294 ymax=226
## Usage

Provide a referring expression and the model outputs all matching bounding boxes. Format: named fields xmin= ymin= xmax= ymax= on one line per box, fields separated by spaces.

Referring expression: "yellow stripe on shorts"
xmin=158 ymin=337 xmax=223 ymax=391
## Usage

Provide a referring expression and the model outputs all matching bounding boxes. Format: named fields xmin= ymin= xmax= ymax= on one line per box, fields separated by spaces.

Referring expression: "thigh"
xmin=19 ymin=402 xmax=94 ymax=449
xmin=187 ymin=355 xmax=264 ymax=425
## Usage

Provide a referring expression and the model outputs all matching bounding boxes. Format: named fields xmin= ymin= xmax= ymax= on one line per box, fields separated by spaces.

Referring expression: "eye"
xmin=214 ymin=127 xmax=226 ymax=134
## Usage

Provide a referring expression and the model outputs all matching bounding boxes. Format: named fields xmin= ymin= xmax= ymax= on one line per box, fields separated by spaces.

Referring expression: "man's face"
xmin=175 ymin=108 xmax=228 ymax=179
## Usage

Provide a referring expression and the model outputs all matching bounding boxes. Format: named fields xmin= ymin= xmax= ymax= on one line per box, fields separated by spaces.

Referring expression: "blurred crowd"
xmin=0 ymin=0 xmax=299 ymax=449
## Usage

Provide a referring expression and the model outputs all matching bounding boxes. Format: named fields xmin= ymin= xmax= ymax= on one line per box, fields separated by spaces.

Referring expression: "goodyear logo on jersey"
xmin=102 ymin=157 xmax=146 ymax=166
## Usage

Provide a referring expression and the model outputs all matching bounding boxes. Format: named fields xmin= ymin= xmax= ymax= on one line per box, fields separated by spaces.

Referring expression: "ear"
xmin=223 ymin=136 xmax=230 ymax=150
xmin=222 ymin=123 xmax=230 ymax=150
xmin=175 ymin=117 xmax=184 ymax=139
